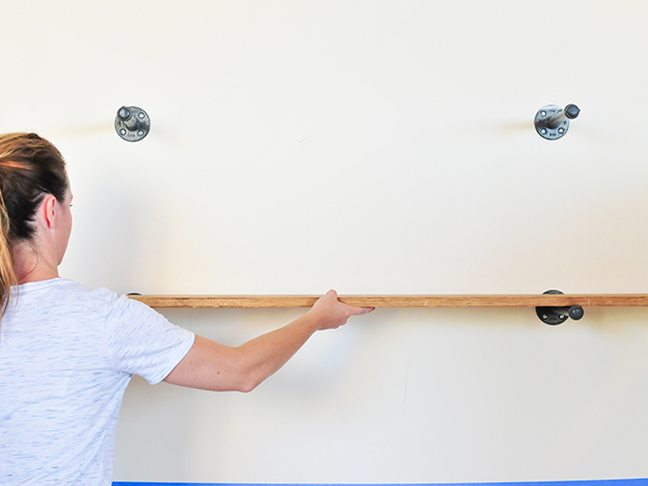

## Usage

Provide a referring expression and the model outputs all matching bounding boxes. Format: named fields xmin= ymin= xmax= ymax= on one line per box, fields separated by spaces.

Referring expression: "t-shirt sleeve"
xmin=103 ymin=294 xmax=195 ymax=384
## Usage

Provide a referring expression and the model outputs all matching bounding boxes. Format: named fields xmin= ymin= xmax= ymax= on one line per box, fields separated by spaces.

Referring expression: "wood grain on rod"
xmin=128 ymin=294 xmax=648 ymax=309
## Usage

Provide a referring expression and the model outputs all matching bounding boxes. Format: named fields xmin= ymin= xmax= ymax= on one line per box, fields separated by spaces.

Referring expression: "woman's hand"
xmin=308 ymin=289 xmax=375 ymax=330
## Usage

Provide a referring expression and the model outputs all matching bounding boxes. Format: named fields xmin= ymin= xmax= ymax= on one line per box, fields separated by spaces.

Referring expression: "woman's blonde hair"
xmin=0 ymin=132 xmax=68 ymax=318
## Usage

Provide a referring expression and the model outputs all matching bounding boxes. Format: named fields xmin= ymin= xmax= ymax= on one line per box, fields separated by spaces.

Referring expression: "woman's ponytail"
xmin=0 ymin=191 xmax=18 ymax=318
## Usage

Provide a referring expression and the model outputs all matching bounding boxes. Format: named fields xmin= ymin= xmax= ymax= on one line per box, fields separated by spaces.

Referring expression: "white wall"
xmin=2 ymin=0 xmax=648 ymax=483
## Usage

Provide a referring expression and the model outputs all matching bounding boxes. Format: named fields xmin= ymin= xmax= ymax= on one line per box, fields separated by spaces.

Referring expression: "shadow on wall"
xmin=64 ymin=180 xmax=148 ymax=293
xmin=480 ymin=189 xmax=648 ymax=295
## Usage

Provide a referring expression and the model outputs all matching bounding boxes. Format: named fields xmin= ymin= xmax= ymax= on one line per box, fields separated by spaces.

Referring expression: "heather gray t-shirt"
xmin=0 ymin=278 xmax=195 ymax=485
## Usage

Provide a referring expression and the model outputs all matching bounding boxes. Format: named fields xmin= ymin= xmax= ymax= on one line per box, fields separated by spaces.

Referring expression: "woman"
xmin=0 ymin=132 xmax=373 ymax=485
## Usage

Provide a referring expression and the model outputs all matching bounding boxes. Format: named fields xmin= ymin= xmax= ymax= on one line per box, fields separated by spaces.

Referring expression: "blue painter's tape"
xmin=112 ymin=480 xmax=648 ymax=486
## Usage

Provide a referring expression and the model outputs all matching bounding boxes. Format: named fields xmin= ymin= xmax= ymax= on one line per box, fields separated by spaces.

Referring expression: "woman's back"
xmin=0 ymin=278 xmax=193 ymax=485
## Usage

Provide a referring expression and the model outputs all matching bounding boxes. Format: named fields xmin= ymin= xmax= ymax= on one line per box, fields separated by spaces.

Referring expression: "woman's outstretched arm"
xmin=163 ymin=290 xmax=374 ymax=392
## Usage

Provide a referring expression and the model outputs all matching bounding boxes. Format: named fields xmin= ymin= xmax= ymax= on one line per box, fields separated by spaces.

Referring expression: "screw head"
xmin=117 ymin=106 xmax=132 ymax=121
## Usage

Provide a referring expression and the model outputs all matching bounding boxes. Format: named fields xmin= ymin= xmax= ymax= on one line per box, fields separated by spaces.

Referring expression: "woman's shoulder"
xmin=20 ymin=277 xmax=114 ymax=298
xmin=13 ymin=278 xmax=121 ymax=315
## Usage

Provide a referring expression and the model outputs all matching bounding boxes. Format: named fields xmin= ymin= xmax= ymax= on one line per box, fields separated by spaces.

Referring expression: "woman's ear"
xmin=40 ymin=195 xmax=59 ymax=230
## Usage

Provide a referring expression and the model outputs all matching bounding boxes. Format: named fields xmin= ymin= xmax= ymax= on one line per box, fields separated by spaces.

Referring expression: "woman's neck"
xmin=12 ymin=241 xmax=59 ymax=284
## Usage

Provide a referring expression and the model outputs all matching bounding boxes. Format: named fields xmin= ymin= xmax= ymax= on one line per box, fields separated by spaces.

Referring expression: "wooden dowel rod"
xmin=128 ymin=294 xmax=648 ymax=309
